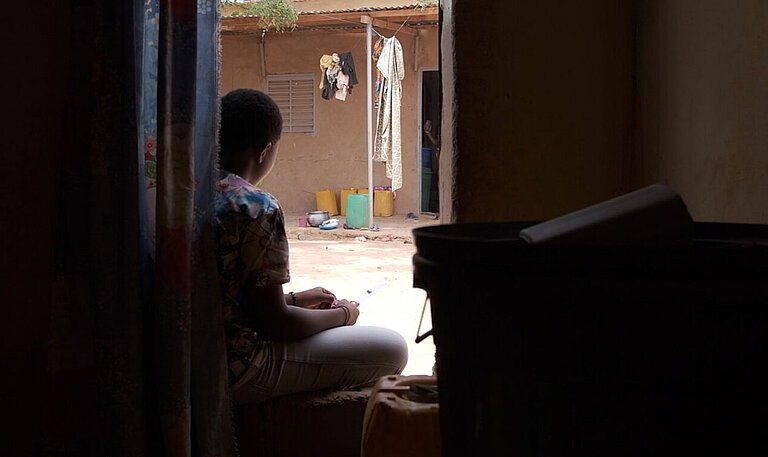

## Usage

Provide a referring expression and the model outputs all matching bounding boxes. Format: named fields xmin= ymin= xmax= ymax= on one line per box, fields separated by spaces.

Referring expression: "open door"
xmin=420 ymin=69 xmax=440 ymax=214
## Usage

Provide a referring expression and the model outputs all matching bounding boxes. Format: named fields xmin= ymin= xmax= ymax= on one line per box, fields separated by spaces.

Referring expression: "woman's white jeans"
xmin=232 ymin=326 xmax=408 ymax=404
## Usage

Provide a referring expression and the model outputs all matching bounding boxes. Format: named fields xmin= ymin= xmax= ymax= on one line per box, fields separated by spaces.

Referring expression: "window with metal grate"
xmin=266 ymin=73 xmax=315 ymax=134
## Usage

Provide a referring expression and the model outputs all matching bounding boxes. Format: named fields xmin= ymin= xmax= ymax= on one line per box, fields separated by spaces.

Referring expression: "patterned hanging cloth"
xmin=372 ymin=36 xmax=386 ymax=108
xmin=373 ymin=37 xmax=405 ymax=191
xmin=48 ymin=1 xmax=236 ymax=456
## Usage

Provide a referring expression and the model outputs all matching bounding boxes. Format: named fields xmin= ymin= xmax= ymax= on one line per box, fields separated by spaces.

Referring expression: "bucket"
xmin=421 ymin=168 xmax=432 ymax=212
xmin=315 ymin=189 xmax=339 ymax=216
xmin=340 ymin=189 xmax=356 ymax=216
xmin=373 ymin=190 xmax=394 ymax=217
xmin=421 ymin=147 xmax=432 ymax=169
xmin=413 ymin=222 xmax=768 ymax=456
xmin=361 ymin=375 xmax=440 ymax=457
xmin=345 ymin=193 xmax=369 ymax=228
xmin=298 ymin=217 xmax=309 ymax=227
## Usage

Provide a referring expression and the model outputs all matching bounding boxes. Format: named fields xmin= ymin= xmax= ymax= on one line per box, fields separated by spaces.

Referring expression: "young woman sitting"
xmin=216 ymin=89 xmax=408 ymax=404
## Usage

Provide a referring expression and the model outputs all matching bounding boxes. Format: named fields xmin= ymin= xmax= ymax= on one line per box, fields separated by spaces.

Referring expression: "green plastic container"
xmin=421 ymin=168 xmax=433 ymax=212
xmin=346 ymin=193 xmax=370 ymax=228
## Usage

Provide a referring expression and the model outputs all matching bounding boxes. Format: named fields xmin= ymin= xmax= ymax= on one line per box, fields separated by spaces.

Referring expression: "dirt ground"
xmin=282 ymin=212 xmax=441 ymax=376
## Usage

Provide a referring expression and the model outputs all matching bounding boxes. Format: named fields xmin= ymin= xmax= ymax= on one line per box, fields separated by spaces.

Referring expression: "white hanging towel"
xmin=373 ymin=37 xmax=404 ymax=191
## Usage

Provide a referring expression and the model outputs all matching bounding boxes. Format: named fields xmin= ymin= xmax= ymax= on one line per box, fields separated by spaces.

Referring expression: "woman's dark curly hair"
xmin=219 ymin=89 xmax=283 ymax=170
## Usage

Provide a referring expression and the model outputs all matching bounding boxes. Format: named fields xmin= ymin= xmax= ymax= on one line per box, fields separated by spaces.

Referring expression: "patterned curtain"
xmin=153 ymin=0 xmax=235 ymax=455
xmin=48 ymin=0 xmax=234 ymax=455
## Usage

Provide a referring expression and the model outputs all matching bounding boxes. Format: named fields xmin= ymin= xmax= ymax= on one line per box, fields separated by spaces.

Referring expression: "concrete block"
xmin=234 ymin=388 xmax=371 ymax=457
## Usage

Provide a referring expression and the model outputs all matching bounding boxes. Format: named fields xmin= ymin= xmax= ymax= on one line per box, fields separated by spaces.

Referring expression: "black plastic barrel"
xmin=413 ymin=222 xmax=768 ymax=456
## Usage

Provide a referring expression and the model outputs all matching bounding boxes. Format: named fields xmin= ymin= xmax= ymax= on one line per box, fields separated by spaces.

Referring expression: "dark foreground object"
xmin=413 ymin=222 xmax=768 ymax=456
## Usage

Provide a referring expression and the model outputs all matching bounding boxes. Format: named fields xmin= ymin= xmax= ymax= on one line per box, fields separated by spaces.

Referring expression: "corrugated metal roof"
xmin=291 ymin=0 xmax=427 ymax=14
xmin=222 ymin=1 xmax=434 ymax=18
xmin=300 ymin=4 xmax=423 ymax=15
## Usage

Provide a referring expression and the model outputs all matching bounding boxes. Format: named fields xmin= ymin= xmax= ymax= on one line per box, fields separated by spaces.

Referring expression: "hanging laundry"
xmin=319 ymin=54 xmax=334 ymax=89
xmin=335 ymin=72 xmax=350 ymax=101
xmin=319 ymin=54 xmax=335 ymax=99
xmin=321 ymin=53 xmax=342 ymax=100
xmin=322 ymin=84 xmax=334 ymax=100
xmin=320 ymin=51 xmax=357 ymax=101
xmin=372 ymin=36 xmax=386 ymax=108
xmin=338 ymin=51 xmax=358 ymax=92
xmin=327 ymin=53 xmax=342 ymax=80
xmin=373 ymin=37 xmax=404 ymax=191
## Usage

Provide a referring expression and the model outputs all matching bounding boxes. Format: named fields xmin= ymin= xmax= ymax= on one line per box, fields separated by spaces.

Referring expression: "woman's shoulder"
xmin=216 ymin=172 xmax=281 ymax=220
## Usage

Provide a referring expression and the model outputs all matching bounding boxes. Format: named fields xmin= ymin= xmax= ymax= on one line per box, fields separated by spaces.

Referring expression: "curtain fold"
xmin=51 ymin=1 xmax=146 ymax=454
xmin=155 ymin=0 xmax=234 ymax=456
xmin=49 ymin=1 xmax=233 ymax=455
xmin=190 ymin=2 xmax=237 ymax=456
xmin=155 ymin=1 xmax=197 ymax=454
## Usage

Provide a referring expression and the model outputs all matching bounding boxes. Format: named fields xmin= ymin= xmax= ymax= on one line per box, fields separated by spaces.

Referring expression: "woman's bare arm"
xmin=246 ymin=283 xmax=356 ymax=340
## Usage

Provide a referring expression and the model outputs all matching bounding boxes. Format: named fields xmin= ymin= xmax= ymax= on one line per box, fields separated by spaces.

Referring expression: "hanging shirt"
xmin=372 ymin=36 xmax=386 ymax=108
xmin=373 ymin=37 xmax=405 ymax=191
xmin=335 ymin=72 xmax=350 ymax=101
xmin=338 ymin=51 xmax=359 ymax=89
xmin=322 ymin=54 xmax=342 ymax=100
xmin=319 ymin=54 xmax=335 ymax=89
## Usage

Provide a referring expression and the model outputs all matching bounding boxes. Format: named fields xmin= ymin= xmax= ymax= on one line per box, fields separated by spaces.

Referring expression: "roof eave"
xmin=221 ymin=5 xmax=438 ymax=33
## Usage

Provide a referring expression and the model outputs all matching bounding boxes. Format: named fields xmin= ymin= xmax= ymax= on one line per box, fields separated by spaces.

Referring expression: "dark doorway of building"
xmin=421 ymin=69 xmax=440 ymax=214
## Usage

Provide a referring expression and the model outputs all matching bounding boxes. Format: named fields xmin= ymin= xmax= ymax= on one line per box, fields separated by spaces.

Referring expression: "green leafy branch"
xmin=222 ymin=0 xmax=299 ymax=31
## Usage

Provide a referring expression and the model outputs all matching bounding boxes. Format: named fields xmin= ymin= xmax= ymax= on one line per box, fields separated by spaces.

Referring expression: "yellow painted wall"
xmin=635 ymin=0 xmax=768 ymax=223
xmin=221 ymin=26 xmax=439 ymax=215
xmin=444 ymin=1 xmax=635 ymax=223
xmin=443 ymin=0 xmax=767 ymax=224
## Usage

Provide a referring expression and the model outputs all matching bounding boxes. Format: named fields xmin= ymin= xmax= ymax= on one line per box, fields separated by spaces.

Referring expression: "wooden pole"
xmin=413 ymin=29 xmax=420 ymax=72
xmin=259 ymin=30 xmax=267 ymax=79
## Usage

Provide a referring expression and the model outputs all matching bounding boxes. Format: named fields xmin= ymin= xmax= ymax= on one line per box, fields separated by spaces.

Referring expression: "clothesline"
xmin=310 ymin=7 xmax=419 ymax=40
xmin=309 ymin=9 xmax=413 ymax=225
xmin=310 ymin=32 xmax=369 ymax=63
xmin=312 ymin=12 xmax=386 ymax=38
xmin=390 ymin=8 xmax=417 ymax=37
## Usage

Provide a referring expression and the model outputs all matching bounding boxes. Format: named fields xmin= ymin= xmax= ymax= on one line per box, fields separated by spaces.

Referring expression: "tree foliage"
xmin=222 ymin=0 xmax=299 ymax=31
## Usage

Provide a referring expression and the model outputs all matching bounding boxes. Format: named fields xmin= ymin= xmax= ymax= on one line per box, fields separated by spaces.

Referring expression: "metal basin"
xmin=307 ymin=211 xmax=330 ymax=227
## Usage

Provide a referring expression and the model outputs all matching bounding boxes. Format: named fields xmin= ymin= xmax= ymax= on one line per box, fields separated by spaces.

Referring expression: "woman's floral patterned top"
xmin=215 ymin=171 xmax=290 ymax=389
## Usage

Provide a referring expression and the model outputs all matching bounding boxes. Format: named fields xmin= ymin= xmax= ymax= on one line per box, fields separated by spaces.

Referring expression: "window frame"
xmin=266 ymin=72 xmax=316 ymax=134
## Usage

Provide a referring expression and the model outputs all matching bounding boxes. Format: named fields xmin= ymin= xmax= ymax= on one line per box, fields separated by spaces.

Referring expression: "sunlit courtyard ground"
xmin=283 ymin=213 xmax=439 ymax=376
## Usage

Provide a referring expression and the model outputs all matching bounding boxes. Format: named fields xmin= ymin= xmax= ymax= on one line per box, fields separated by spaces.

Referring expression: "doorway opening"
xmin=419 ymin=68 xmax=440 ymax=214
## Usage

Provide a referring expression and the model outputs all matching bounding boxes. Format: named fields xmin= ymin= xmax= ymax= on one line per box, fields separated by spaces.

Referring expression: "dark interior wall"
xmin=1 ymin=2 xmax=70 ymax=453
xmin=422 ymin=70 xmax=441 ymax=147
xmin=443 ymin=0 xmax=768 ymax=225
xmin=4 ymin=0 xmax=764 ymax=451
xmin=446 ymin=0 xmax=635 ymax=223
xmin=634 ymin=0 xmax=768 ymax=224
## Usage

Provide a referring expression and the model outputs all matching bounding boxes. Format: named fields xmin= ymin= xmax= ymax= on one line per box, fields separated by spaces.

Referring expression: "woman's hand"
xmin=291 ymin=287 xmax=337 ymax=309
xmin=423 ymin=119 xmax=439 ymax=147
xmin=331 ymin=299 xmax=360 ymax=326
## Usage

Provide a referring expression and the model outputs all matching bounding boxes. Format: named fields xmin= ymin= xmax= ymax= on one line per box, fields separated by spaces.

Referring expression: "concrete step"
xmin=233 ymin=388 xmax=372 ymax=457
